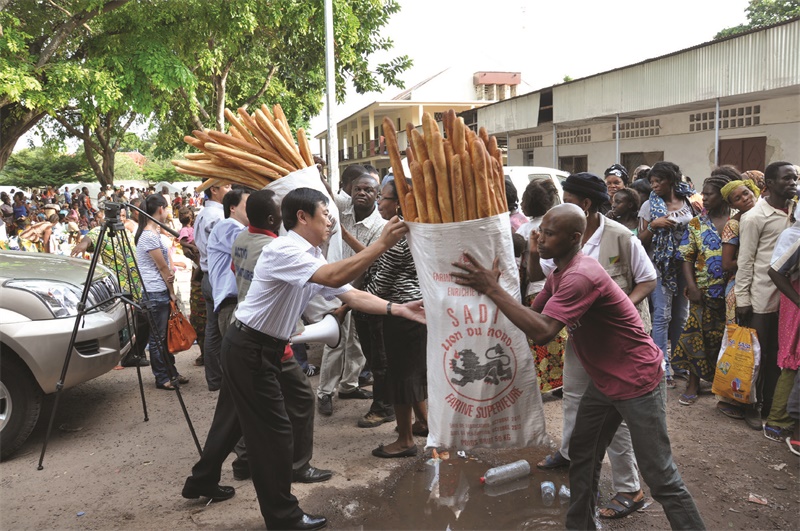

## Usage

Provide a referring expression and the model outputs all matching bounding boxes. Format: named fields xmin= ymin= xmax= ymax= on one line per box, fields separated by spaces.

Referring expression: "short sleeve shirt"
xmin=532 ymin=253 xmax=663 ymax=400
xmin=135 ymin=230 xmax=168 ymax=292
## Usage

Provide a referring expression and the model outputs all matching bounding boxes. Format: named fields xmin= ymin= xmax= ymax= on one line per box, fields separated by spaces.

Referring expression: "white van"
xmin=504 ymin=166 xmax=568 ymax=204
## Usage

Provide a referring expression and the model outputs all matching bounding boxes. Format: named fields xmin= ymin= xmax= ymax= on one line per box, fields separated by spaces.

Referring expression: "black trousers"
xmin=122 ymin=308 xmax=150 ymax=364
xmin=752 ymin=312 xmax=780 ymax=414
xmin=186 ymin=323 xmax=304 ymax=528
xmin=353 ymin=312 xmax=394 ymax=417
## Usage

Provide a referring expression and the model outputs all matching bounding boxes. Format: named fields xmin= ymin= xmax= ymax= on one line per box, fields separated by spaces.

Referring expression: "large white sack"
xmin=406 ymin=212 xmax=547 ymax=449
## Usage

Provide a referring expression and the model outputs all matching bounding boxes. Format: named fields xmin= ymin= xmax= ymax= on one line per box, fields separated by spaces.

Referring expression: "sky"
xmin=18 ymin=0 xmax=752 ymax=153
xmin=309 ymin=0 xmax=752 ymax=135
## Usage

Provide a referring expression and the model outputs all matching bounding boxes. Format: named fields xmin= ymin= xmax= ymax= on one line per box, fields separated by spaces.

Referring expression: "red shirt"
xmin=533 ymin=252 xmax=663 ymax=400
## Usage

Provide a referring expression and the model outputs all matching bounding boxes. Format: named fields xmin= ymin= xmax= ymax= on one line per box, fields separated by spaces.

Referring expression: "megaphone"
xmin=290 ymin=313 xmax=341 ymax=348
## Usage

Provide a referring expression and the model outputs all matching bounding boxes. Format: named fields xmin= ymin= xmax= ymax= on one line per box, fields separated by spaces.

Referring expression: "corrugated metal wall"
xmin=477 ymin=92 xmax=540 ymax=135
xmin=553 ymin=20 xmax=800 ymax=124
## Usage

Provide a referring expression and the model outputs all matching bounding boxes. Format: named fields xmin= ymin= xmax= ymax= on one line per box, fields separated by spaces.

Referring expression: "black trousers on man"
xmin=353 ymin=312 xmax=393 ymax=417
xmin=184 ymin=322 xmax=307 ymax=528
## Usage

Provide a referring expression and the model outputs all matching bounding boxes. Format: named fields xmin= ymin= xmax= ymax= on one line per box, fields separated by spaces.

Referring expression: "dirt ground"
xmin=1 ymin=273 xmax=799 ymax=529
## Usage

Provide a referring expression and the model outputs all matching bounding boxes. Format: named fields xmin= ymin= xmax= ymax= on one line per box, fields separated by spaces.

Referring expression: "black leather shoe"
xmin=181 ymin=481 xmax=236 ymax=501
xmin=281 ymin=513 xmax=327 ymax=530
xmin=293 ymin=466 xmax=333 ymax=483
xmin=338 ymin=388 xmax=372 ymax=400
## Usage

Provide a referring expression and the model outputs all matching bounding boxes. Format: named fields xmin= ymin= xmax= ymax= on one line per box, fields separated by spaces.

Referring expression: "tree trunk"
xmin=0 ymin=105 xmax=47 ymax=169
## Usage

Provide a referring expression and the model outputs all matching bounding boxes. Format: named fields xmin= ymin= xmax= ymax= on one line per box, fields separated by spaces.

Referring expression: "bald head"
xmin=547 ymin=203 xmax=587 ymax=234
xmin=537 ymin=203 xmax=586 ymax=260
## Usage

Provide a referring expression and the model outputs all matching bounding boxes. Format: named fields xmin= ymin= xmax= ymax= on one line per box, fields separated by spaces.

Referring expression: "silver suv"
xmin=0 ymin=250 xmax=133 ymax=460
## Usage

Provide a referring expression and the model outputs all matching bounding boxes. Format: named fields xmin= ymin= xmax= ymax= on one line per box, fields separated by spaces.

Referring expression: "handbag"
xmin=167 ymin=300 xmax=197 ymax=354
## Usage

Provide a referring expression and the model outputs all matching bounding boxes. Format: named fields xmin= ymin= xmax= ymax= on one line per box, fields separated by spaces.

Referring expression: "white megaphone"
xmin=290 ymin=314 xmax=341 ymax=348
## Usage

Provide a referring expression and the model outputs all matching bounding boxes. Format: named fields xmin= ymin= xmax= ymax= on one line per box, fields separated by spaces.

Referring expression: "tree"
xmin=0 ymin=0 xmax=133 ymax=169
xmin=0 ymin=146 xmax=91 ymax=187
xmin=149 ymin=0 xmax=412 ymax=156
xmin=715 ymin=0 xmax=800 ymax=39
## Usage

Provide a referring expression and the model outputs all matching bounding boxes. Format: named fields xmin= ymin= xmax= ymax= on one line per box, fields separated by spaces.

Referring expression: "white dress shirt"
xmin=207 ymin=217 xmax=246 ymax=312
xmin=234 ymin=230 xmax=352 ymax=340
xmin=193 ymin=200 xmax=224 ymax=272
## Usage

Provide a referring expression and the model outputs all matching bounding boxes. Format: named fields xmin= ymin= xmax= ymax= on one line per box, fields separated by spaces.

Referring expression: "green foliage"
xmin=715 ymin=0 xmax=800 ymax=39
xmin=141 ymin=157 xmax=184 ymax=183
xmin=0 ymin=147 xmax=91 ymax=187
xmin=562 ymin=75 xmax=574 ymax=83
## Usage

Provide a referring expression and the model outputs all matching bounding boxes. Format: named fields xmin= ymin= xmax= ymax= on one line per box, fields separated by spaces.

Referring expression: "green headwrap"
xmin=721 ymin=180 xmax=760 ymax=203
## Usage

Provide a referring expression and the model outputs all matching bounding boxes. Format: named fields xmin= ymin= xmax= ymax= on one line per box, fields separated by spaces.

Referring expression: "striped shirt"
xmin=234 ymin=230 xmax=352 ymax=340
xmin=365 ymin=237 xmax=421 ymax=303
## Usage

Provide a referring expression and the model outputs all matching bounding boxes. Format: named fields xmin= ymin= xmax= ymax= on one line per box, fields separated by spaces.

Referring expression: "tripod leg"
xmin=113 ymin=231 xmax=149 ymax=422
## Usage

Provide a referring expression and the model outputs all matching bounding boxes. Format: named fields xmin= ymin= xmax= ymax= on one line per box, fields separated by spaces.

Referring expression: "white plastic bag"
xmin=407 ymin=212 xmax=547 ymax=449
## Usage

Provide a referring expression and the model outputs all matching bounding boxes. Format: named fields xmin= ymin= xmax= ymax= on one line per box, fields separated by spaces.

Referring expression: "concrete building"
xmin=315 ymin=68 xmax=529 ymax=177
xmin=476 ymin=18 xmax=800 ymax=182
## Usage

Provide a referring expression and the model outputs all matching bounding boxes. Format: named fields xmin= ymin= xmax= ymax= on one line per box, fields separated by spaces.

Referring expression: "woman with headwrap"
xmin=638 ymin=162 xmax=699 ymax=387
xmin=604 ymin=164 xmax=629 ymax=200
xmin=671 ymin=173 xmax=732 ymax=405
xmin=713 ymin=178 xmax=761 ymax=419
xmin=530 ymin=173 xmax=656 ymax=519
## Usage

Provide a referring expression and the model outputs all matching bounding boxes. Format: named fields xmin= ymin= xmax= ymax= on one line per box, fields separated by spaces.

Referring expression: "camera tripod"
xmin=37 ymin=202 xmax=202 ymax=470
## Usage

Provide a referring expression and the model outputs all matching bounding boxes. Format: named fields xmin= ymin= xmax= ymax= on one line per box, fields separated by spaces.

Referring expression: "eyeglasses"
xmin=378 ymin=195 xmax=398 ymax=201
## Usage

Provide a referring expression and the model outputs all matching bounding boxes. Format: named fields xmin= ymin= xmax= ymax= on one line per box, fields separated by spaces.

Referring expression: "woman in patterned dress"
xmin=672 ymin=175 xmax=732 ymax=405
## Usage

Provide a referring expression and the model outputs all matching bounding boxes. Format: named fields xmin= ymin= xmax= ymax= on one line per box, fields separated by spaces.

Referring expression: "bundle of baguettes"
xmin=382 ymin=110 xmax=508 ymax=223
xmin=172 ymin=104 xmax=315 ymax=192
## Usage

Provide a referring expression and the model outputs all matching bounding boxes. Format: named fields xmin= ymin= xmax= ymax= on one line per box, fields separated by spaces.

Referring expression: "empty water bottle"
xmin=540 ymin=480 xmax=556 ymax=506
xmin=480 ymin=459 xmax=531 ymax=486
xmin=559 ymin=484 xmax=571 ymax=503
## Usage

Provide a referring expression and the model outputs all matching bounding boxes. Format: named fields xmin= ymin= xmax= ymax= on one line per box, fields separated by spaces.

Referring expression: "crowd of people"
xmin=2 ymin=157 xmax=797 ymax=530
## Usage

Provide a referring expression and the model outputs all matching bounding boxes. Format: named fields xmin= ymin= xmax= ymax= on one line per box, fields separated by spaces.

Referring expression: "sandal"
xmin=156 ymin=381 xmax=176 ymax=391
xmin=665 ymin=378 xmax=677 ymax=390
xmin=678 ymin=394 xmax=697 ymax=406
xmin=536 ymin=452 xmax=570 ymax=470
xmin=177 ymin=376 xmax=190 ymax=385
xmin=764 ymin=425 xmax=790 ymax=442
xmin=599 ymin=491 xmax=645 ymax=519
xmin=716 ymin=402 xmax=744 ymax=420
xmin=786 ymin=437 xmax=800 ymax=457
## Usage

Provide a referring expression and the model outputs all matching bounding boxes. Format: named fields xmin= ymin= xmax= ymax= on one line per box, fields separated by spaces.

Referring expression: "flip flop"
xmin=786 ymin=437 xmax=800 ymax=457
xmin=716 ymin=402 xmax=744 ymax=420
xmin=536 ymin=452 xmax=570 ymax=470
xmin=372 ymin=444 xmax=418 ymax=458
xmin=599 ymin=492 xmax=645 ymax=519
xmin=679 ymin=394 xmax=697 ymax=406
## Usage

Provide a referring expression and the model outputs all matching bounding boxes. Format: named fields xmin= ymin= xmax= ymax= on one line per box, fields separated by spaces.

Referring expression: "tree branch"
xmin=37 ymin=0 xmax=131 ymax=68
xmin=52 ymin=114 xmax=102 ymax=153
xmin=112 ymin=112 xmax=137 ymax=151
xmin=178 ymin=86 xmax=207 ymax=130
xmin=242 ymin=64 xmax=277 ymax=110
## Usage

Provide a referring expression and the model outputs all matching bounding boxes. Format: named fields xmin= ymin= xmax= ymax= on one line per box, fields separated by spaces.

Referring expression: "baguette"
xmin=204 ymin=143 xmax=289 ymax=177
xmin=254 ymin=109 xmax=305 ymax=169
xmin=409 ymin=160 xmax=429 ymax=223
xmin=237 ymin=108 xmax=273 ymax=150
xmin=470 ymin=137 xmax=491 ymax=218
xmin=382 ymin=117 xmax=411 ymax=215
xmin=225 ymin=108 xmax=259 ymax=146
xmin=403 ymin=191 xmax=418 ymax=222
xmin=271 ymin=104 xmax=295 ymax=147
xmin=422 ymin=160 xmax=442 ymax=223
xmin=451 ymin=154 xmax=467 ymax=222
xmin=430 ymin=131 xmax=453 ymax=223
xmin=408 ymin=127 xmax=429 ymax=165
xmin=296 ymin=128 xmax=315 ymax=168
xmin=460 ymin=152 xmax=478 ymax=220
xmin=206 ymin=130 xmax=293 ymax=173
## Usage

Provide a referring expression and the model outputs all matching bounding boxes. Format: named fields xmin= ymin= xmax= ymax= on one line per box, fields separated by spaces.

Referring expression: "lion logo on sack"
xmin=450 ymin=344 xmax=512 ymax=386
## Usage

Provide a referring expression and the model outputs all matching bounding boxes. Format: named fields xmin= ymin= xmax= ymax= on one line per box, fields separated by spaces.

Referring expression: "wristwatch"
xmin=386 ymin=302 xmax=393 ymax=316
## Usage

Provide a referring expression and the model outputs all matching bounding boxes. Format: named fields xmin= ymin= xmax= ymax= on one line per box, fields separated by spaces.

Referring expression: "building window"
xmin=523 ymin=150 xmax=534 ymax=165
xmin=689 ymin=105 xmax=761 ymax=132
xmin=559 ymin=155 xmax=588 ymax=174
xmin=613 ymin=119 xmax=660 ymax=140
xmin=556 ymin=128 xmax=591 ymax=145
xmin=516 ymin=134 xmax=543 ymax=150
xmin=622 ymin=151 xmax=665 ymax=172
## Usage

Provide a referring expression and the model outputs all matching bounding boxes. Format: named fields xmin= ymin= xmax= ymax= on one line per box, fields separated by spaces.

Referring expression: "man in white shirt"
xmin=183 ymin=187 xmax=423 ymax=530
xmin=735 ymin=161 xmax=798 ymax=429
xmin=193 ymin=180 xmax=232 ymax=390
xmin=317 ymin=172 xmax=387 ymax=415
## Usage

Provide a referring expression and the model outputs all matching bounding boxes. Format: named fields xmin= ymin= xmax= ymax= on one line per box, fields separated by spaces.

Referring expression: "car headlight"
xmin=6 ymin=280 xmax=83 ymax=317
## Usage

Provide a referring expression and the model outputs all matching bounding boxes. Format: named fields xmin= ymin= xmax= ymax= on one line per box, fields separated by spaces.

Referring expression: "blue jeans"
xmin=567 ymin=381 xmax=705 ymax=530
xmin=650 ymin=274 xmax=689 ymax=378
xmin=145 ymin=290 xmax=175 ymax=386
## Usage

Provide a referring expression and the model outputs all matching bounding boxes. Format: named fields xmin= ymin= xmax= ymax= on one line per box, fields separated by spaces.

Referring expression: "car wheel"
xmin=0 ymin=354 xmax=43 ymax=460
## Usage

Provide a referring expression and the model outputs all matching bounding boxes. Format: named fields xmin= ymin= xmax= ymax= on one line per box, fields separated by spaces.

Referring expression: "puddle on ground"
xmin=360 ymin=449 xmax=569 ymax=530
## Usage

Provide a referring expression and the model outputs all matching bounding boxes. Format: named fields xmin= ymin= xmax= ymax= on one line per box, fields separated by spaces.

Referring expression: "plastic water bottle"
xmin=559 ymin=484 xmax=571 ymax=503
xmin=480 ymin=459 xmax=531 ymax=486
xmin=541 ymin=480 xmax=556 ymax=506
